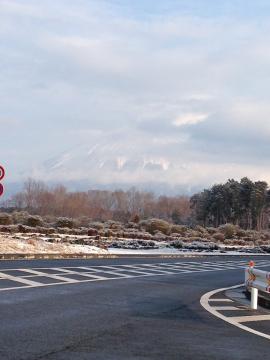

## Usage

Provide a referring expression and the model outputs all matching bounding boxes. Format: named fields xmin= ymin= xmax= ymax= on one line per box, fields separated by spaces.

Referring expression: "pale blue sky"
xmin=1 ymin=0 xmax=270 ymax=191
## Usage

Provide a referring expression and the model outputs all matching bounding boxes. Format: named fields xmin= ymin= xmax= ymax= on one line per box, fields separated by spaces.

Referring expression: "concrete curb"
xmin=0 ymin=252 xmax=267 ymax=261
xmin=0 ymin=253 xmax=205 ymax=261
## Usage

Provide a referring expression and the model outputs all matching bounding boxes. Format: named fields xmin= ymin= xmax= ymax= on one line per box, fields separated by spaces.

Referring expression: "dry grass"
xmin=0 ymin=233 xmax=107 ymax=254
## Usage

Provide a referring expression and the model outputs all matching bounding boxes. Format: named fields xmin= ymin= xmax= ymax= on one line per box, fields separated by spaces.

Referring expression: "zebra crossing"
xmin=0 ymin=259 xmax=269 ymax=292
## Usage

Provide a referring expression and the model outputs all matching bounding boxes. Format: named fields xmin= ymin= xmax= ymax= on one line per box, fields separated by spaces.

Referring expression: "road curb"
xmin=0 ymin=253 xmax=205 ymax=261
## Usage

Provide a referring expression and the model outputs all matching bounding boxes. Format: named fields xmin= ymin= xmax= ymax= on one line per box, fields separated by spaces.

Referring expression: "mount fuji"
xmin=22 ymin=131 xmax=200 ymax=195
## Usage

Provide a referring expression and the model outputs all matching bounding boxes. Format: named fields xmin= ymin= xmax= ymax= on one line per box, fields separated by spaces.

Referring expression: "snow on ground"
xmin=0 ymin=234 xmax=107 ymax=254
xmin=0 ymin=232 xmax=267 ymax=256
xmin=108 ymin=248 xmax=267 ymax=256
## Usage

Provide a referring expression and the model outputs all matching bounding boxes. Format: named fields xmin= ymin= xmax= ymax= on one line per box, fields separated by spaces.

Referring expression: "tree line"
xmin=3 ymin=179 xmax=191 ymax=224
xmin=191 ymin=177 xmax=270 ymax=230
xmin=3 ymin=177 xmax=270 ymax=230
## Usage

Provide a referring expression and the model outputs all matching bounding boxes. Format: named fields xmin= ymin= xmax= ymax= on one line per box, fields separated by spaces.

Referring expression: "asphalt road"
xmin=0 ymin=256 xmax=270 ymax=360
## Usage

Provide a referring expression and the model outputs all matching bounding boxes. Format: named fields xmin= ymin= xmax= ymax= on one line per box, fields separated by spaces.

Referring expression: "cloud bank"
xmin=1 ymin=0 xmax=270 ymax=192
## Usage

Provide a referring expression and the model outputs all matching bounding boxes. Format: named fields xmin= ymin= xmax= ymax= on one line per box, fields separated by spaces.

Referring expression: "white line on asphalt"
xmin=20 ymin=269 xmax=79 ymax=283
xmin=211 ymin=306 xmax=244 ymax=311
xmin=52 ymin=268 xmax=108 ymax=280
xmin=0 ymin=260 xmax=268 ymax=293
xmin=200 ymin=284 xmax=270 ymax=341
xmin=208 ymin=299 xmax=233 ymax=302
xmin=122 ymin=264 xmax=183 ymax=274
xmin=229 ymin=315 xmax=270 ymax=323
xmin=0 ymin=272 xmax=43 ymax=287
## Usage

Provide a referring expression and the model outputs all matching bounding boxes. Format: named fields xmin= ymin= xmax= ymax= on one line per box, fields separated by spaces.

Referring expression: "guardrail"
xmin=245 ymin=261 xmax=270 ymax=309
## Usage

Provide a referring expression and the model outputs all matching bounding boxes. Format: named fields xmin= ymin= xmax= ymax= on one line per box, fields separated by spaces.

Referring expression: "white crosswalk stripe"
xmin=0 ymin=259 xmax=268 ymax=292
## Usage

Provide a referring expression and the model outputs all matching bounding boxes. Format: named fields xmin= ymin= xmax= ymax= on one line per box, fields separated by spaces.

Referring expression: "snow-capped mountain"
xmin=33 ymin=142 xmax=174 ymax=183
xmin=25 ymin=130 xmax=197 ymax=194
xmin=10 ymin=129 xmax=207 ymax=195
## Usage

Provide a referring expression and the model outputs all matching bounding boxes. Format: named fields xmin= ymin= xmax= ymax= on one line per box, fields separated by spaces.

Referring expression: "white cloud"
xmin=2 ymin=0 xmax=270 ymax=190
xmin=173 ymin=113 xmax=209 ymax=127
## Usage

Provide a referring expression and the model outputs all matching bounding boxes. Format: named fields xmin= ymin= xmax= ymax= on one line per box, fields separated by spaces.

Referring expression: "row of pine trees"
xmin=191 ymin=178 xmax=270 ymax=230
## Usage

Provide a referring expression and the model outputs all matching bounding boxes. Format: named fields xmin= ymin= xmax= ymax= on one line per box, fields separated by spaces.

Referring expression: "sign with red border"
xmin=0 ymin=165 xmax=5 ymax=197
xmin=0 ymin=166 xmax=4 ymax=181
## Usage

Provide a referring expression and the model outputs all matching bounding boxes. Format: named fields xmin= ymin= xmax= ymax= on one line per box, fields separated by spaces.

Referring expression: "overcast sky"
xmin=1 ymin=0 xmax=270 ymax=191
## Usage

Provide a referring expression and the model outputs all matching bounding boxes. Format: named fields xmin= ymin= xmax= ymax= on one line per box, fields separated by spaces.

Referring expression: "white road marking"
xmin=211 ymin=306 xmax=244 ymax=311
xmin=75 ymin=267 xmax=102 ymax=272
xmin=20 ymin=269 xmax=79 ymax=283
xmin=0 ymin=271 xmax=43 ymax=287
xmin=52 ymin=268 xmax=107 ymax=280
xmin=229 ymin=315 xmax=270 ymax=323
xmin=208 ymin=299 xmax=233 ymax=302
xmin=122 ymin=264 xmax=182 ymax=274
xmin=0 ymin=260 xmax=268 ymax=292
xmin=200 ymin=284 xmax=270 ymax=341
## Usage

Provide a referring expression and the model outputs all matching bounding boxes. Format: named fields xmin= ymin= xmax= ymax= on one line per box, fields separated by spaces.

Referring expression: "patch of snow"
xmin=0 ymin=234 xmax=107 ymax=254
xmin=108 ymin=248 xmax=268 ymax=256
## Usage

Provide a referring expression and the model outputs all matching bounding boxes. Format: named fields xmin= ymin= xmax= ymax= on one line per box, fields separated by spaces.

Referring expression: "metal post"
xmin=251 ymin=287 xmax=258 ymax=310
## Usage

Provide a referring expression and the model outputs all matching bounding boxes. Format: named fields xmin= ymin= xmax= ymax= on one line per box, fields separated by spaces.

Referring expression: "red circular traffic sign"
xmin=0 ymin=166 xmax=5 ymax=181
xmin=0 ymin=184 xmax=3 ymax=197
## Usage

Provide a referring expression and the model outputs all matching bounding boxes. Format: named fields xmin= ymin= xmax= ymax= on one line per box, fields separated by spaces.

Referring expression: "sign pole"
xmin=251 ymin=287 xmax=258 ymax=310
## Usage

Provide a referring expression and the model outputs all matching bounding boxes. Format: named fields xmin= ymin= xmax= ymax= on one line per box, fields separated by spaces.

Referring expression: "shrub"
xmin=11 ymin=211 xmax=29 ymax=224
xmin=42 ymin=214 xmax=56 ymax=224
xmin=35 ymin=227 xmax=56 ymax=235
xmin=130 ymin=214 xmax=140 ymax=223
xmin=0 ymin=225 xmax=18 ymax=233
xmin=218 ymin=224 xmax=236 ymax=239
xmin=170 ymin=225 xmax=187 ymax=235
xmin=145 ymin=218 xmax=171 ymax=235
xmin=104 ymin=229 xmax=114 ymax=237
xmin=138 ymin=220 xmax=148 ymax=230
xmin=184 ymin=241 xmax=219 ymax=251
xmin=0 ymin=213 xmax=12 ymax=225
xmin=170 ymin=240 xmax=183 ymax=249
xmin=55 ymin=217 xmax=74 ymax=229
xmin=106 ymin=220 xmax=123 ymax=230
xmin=87 ymin=228 xmax=98 ymax=236
xmin=126 ymin=221 xmax=137 ymax=229
xmin=17 ymin=224 xmax=35 ymax=233
xmin=186 ymin=236 xmax=205 ymax=242
xmin=206 ymin=227 xmax=217 ymax=235
xmin=56 ymin=227 xmax=74 ymax=234
xmin=153 ymin=231 xmax=167 ymax=241
xmin=261 ymin=232 xmax=270 ymax=241
xmin=235 ymin=227 xmax=247 ymax=238
xmin=90 ymin=222 xmax=104 ymax=230
xmin=212 ymin=233 xmax=225 ymax=242
xmin=26 ymin=215 xmax=44 ymax=227
xmin=77 ymin=216 xmax=91 ymax=227
xmin=194 ymin=225 xmax=207 ymax=234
